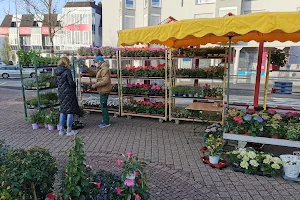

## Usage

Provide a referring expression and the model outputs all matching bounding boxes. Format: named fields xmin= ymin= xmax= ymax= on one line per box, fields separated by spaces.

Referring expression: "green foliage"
xmin=285 ymin=124 xmax=300 ymax=141
xmin=4 ymin=147 xmax=57 ymax=200
xmin=270 ymin=49 xmax=287 ymax=67
xmin=0 ymin=140 xmax=9 ymax=166
xmin=18 ymin=49 xmax=59 ymax=66
xmin=63 ymin=137 xmax=90 ymax=200
xmin=0 ymin=36 xmax=12 ymax=65
xmin=30 ymin=112 xmax=44 ymax=124
xmin=25 ymin=92 xmax=58 ymax=108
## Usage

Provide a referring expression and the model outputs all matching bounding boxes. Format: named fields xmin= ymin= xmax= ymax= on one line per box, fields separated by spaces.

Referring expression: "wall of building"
xmin=102 ymin=0 xmax=120 ymax=46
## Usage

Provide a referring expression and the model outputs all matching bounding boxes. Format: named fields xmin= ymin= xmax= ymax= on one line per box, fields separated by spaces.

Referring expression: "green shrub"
xmin=4 ymin=147 xmax=57 ymax=200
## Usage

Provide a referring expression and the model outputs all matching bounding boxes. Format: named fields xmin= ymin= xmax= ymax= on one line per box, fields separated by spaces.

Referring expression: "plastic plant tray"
xmin=283 ymin=175 xmax=300 ymax=182
xmin=200 ymin=156 xmax=229 ymax=169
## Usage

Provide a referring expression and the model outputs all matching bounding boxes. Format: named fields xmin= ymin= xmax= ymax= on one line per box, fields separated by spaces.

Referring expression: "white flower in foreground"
xmin=240 ymin=150 xmax=247 ymax=156
xmin=272 ymin=157 xmax=282 ymax=164
xmin=240 ymin=161 xmax=249 ymax=169
xmin=250 ymin=160 xmax=259 ymax=167
xmin=263 ymin=159 xmax=270 ymax=164
xmin=242 ymin=156 xmax=250 ymax=162
xmin=248 ymin=151 xmax=257 ymax=159
xmin=271 ymin=163 xmax=280 ymax=169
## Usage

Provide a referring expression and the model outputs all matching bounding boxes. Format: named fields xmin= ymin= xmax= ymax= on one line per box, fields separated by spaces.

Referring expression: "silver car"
xmin=0 ymin=66 xmax=37 ymax=78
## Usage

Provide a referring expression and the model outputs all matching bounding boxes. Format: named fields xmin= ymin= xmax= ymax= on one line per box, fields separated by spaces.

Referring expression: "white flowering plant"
xmin=226 ymin=148 xmax=282 ymax=176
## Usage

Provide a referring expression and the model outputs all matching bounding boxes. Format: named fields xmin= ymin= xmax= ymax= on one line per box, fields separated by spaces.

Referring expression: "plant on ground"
xmin=63 ymin=136 xmax=90 ymax=200
xmin=206 ymin=134 xmax=223 ymax=156
xmin=4 ymin=147 xmax=57 ymax=200
xmin=90 ymin=170 xmax=122 ymax=200
xmin=116 ymin=152 xmax=149 ymax=200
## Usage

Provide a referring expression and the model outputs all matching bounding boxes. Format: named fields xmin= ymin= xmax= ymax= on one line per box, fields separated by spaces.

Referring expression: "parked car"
xmin=0 ymin=66 xmax=38 ymax=78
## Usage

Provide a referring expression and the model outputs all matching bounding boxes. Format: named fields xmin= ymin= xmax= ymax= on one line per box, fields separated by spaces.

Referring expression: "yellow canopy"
xmin=118 ymin=12 xmax=300 ymax=48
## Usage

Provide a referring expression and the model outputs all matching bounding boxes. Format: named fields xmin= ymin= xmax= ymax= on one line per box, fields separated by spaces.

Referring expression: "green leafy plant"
xmin=4 ymin=147 xmax=57 ymax=200
xmin=63 ymin=136 xmax=90 ymax=200
xmin=270 ymin=49 xmax=287 ymax=67
xmin=30 ymin=112 xmax=43 ymax=124
xmin=285 ymin=124 xmax=300 ymax=141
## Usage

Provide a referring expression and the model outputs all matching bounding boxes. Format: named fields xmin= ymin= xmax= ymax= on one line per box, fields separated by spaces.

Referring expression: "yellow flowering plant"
xmin=206 ymin=134 xmax=223 ymax=156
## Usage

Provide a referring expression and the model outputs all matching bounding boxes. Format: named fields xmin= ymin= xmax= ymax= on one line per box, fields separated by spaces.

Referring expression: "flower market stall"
xmin=118 ymin=11 xmax=300 ymax=148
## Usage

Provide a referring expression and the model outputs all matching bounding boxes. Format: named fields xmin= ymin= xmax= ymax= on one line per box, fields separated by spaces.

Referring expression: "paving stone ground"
xmin=0 ymin=87 xmax=300 ymax=200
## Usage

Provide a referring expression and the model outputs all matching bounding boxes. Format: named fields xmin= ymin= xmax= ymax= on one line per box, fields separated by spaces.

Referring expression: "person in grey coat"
xmin=55 ymin=57 xmax=80 ymax=136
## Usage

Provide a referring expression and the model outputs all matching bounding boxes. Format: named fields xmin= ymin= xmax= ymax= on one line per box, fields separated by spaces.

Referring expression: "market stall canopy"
xmin=118 ymin=12 xmax=300 ymax=48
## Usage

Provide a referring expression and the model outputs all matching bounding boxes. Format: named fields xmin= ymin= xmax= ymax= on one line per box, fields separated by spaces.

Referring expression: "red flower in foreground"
xmin=116 ymin=187 xmax=122 ymax=195
xmin=117 ymin=159 xmax=123 ymax=166
xmin=233 ymin=116 xmax=243 ymax=124
xmin=96 ymin=182 xmax=101 ymax=189
xmin=134 ymin=194 xmax=141 ymax=200
xmin=47 ymin=193 xmax=56 ymax=200
xmin=127 ymin=152 xmax=134 ymax=157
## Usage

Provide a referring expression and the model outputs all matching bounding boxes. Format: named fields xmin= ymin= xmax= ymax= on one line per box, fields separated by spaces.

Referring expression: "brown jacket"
xmin=87 ymin=62 xmax=112 ymax=94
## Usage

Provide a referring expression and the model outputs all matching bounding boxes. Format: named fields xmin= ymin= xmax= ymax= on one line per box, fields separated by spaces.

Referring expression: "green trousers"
xmin=100 ymin=94 xmax=109 ymax=124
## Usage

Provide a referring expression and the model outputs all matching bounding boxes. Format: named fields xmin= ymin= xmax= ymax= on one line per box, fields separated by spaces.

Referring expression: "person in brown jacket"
xmin=85 ymin=56 xmax=112 ymax=128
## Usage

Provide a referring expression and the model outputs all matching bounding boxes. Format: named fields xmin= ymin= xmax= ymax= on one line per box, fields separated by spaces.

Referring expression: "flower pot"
xmin=272 ymin=64 xmax=280 ymax=71
xmin=32 ymin=124 xmax=39 ymax=130
xmin=242 ymin=130 xmax=248 ymax=136
xmin=57 ymin=125 xmax=60 ymax=130
xmin=209 ymin=155 xmax=220 ymax=164
xmin=271 ymin=134 xmax=280 ymax=139
xmin=48 ymin=125 xmax=56 ymax=131
xmin=44 ymin=124 xmax=48 ymax=129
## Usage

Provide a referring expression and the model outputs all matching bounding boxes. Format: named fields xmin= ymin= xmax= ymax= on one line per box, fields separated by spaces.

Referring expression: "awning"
xmin=118 ymin=12 xmax=300 ymax=48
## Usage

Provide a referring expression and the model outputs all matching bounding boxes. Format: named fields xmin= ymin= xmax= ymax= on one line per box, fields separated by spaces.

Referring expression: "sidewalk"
xmin=0 ymin=88 xmax=300 ymax=200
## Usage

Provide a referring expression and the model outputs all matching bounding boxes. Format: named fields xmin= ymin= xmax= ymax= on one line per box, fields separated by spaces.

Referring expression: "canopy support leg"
xmin=254 ymin=41 xmax=264 ymax=107
xmin=226 ymin=37 xmax=232 ymax=114
xmin=263 ymin=49 xmax=271 ymax=110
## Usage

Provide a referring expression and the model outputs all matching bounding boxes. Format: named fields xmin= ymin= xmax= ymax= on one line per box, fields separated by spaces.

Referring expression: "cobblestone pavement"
xmin=0 ymin=88 xmax=300 ymax=200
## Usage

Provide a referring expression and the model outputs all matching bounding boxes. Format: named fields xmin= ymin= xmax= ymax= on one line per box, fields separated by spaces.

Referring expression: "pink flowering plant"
xmin=225 ymin=109 xmax=245 ymax=134
xmin=116 ymin=152 xmax=149 ymax=200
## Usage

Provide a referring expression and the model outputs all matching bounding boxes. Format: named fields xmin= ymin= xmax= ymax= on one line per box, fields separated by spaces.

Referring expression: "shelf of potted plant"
xmin=119 ymin=49 xmax=169 ymax=122
xmin=82 ymin=96 xmax=120 ymax=116
xmin=224 ymin=108 xmax=300 ymax=147
xmin=169 ymin=48 xmax=226 ymax=124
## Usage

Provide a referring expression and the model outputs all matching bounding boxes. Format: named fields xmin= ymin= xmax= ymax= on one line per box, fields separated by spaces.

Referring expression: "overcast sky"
xmin=0 ymin=0 xmax=101 ymax=24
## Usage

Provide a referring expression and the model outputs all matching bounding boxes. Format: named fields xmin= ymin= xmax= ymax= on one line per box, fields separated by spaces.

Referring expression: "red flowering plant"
xmin=124 ymin=101 xmax=165 ymax=115
xmin=116 ymin=152 xmax=149 ymax=200
xmin=122 ymin=64 xmax=165 ymax=77
xmin=225 ymin=108 xmax=245 ymax=134
xmin=123 ymin=83 xmax=165 ymax=96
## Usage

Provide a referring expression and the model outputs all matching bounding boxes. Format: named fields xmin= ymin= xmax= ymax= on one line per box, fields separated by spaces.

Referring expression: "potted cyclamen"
xmin=206 ymin=134 xmax=223 ymax=164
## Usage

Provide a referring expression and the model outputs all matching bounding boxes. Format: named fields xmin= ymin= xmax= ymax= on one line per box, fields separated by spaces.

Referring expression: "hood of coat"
xmin=55 ymin=66 xmax=67 ymax=76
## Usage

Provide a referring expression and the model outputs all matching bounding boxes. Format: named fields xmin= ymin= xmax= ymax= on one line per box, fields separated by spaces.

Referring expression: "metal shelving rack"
xmin=168 ymin=52 xmax=226 ymax=124
xmin=77 ymin=55 xmax=121 ymax=117
xmin=19 ymin=52 xmax=60 ymax=120
xmin=119 ymin=50 xmax=169 ymax=123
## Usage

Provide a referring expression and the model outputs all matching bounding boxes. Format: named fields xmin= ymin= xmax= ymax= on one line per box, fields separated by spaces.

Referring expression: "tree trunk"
xmin=48 ymin=0 xmax=54 ymax=57
xmin=31 ymin=182 xmax=38 ymax=200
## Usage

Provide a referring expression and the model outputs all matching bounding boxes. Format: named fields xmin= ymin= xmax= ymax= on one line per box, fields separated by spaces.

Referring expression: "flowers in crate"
xmin=204 ymin=123 xmax=223 ymax=143
xmin=116 ymin=152 xmax=149 ymax=200
xmin=226 ymin=148 xmax=282 ymax=176
xmin=206 ymin=134 xmax=223 ymax=156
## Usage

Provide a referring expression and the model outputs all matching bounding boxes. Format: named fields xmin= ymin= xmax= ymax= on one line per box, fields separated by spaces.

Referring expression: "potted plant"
xmin=270 ymin=49 xmax=287 ymax=71
xmin=266 ymin=114 xmax=282 ymax=138
xmin=30 ymin=112 xmax=41 ymax=129
xmin=285 ymin=124 xmax=300 ymax=141
xmin=206 ymin=134 xmax=223 ymax=164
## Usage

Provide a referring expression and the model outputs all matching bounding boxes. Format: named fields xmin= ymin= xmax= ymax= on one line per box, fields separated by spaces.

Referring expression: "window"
xmin=195 ymin=0 xmax=215 ymax=4
xmin=125 ymin=0 xmax=135 ymax=9
xmin=218 ymin=7 xmax=237 ymax=17
xmin=144 ymin=0 xmax=148 ymax=8
xmin=143 ymin=14 xmax=148 ymax=26
xmin=150 ymin=14 xmax=160 ymax=26
xmin=33 ymin=21 xmax=38 ymax=27
xmin=151 ymin=0 xmax=161 ymax=7
xmin=297 ymin=7 xmax=300 ymax=11
xmin=124 ymin=15 xmax=135 ymax=29
xmin=10 ymin=22 xmax=16 ymax=27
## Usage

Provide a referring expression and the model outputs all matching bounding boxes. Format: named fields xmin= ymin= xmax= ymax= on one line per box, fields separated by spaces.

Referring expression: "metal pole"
xmin=254 ymin=41 xmax=264 ymax=107
xmin=226 ymin=37 xmax=232 ymax=113
xmin=263 ymin=49 xmax=271 ymax=110
xmin=19 ymin=61 xmax=28 ymax=119
xmin=34 ymin=52 xmax=41 ymax=111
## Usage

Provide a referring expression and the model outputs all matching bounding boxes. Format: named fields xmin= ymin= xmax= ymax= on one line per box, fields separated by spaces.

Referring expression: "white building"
xmin=102 ymin=0 xmax=300 ymax=79
xmin=0 ymin=1 xmax=102 ymax=57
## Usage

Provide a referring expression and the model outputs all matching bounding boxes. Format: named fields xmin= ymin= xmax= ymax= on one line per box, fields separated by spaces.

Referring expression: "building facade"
xmin=0 ymin=1 xmax=102 ymax=57
xmin=102 ymin=0 xmax=300 ymax=79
